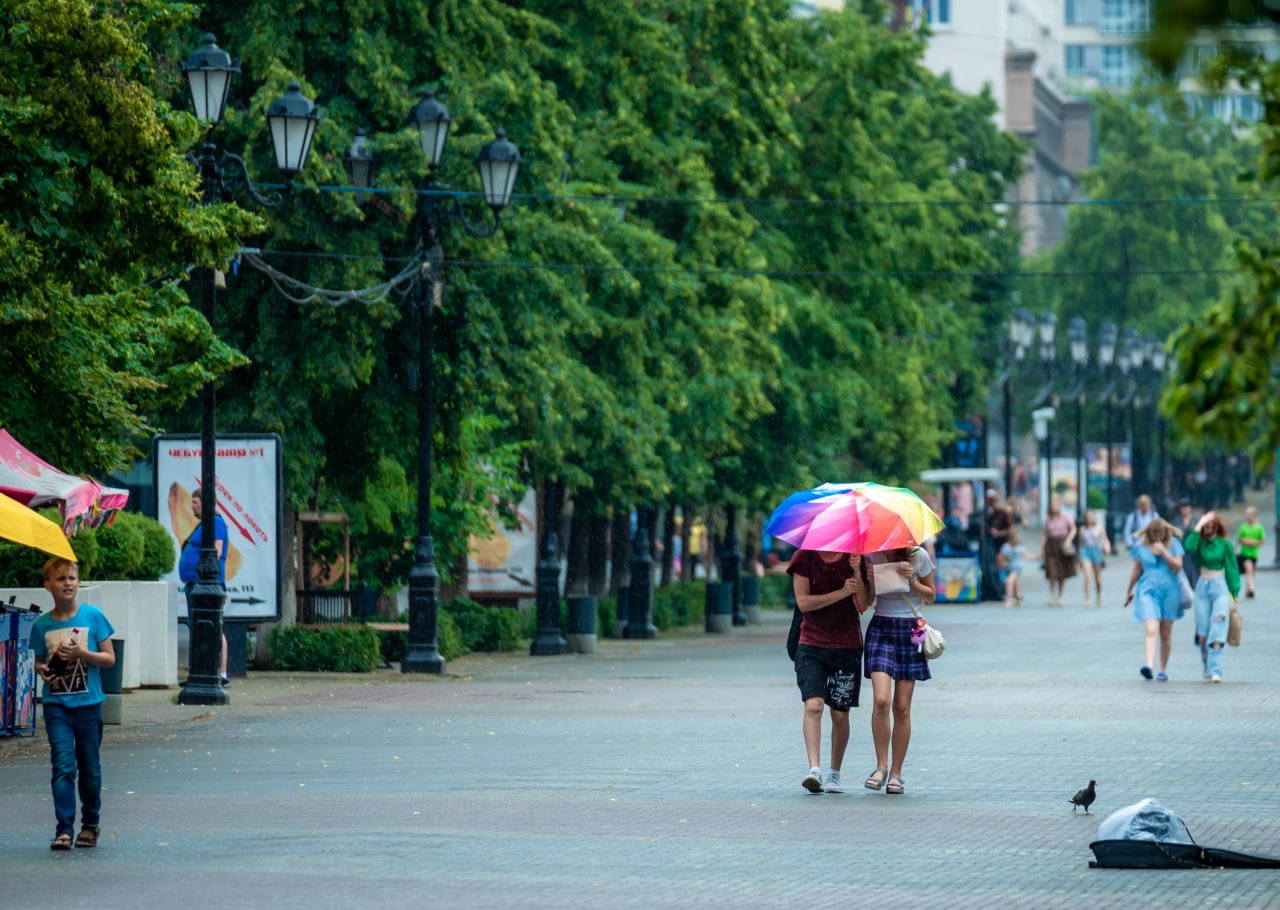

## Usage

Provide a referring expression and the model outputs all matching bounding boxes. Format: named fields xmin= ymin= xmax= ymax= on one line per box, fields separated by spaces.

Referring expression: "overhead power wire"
xmin=244 ymin=248 xmax=1254 ymax=281
xmin=263 ymin=181 xmax=1280 ymax=210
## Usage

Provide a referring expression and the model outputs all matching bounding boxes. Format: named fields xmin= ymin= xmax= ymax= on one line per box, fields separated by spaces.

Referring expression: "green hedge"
xmin=0 ymin=509 xmax=173 ymax=586
xmin=375 ymin=599 xmax=517 ymax=667
xmin=268 ymin=624 xmax=383 ymax=672
xmin=759 ymin=574 xmax=792 ymax=609
xmin=653 ymin=581 xmax=706 ymax=630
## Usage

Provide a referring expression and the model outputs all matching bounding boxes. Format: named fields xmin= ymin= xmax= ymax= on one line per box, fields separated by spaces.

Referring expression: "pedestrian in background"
xmin=862 ymin=545 xmax=936 ymax=796
xmin=1123 ymin=494 xmax=1160 ymax=551
xmin=788 ymin=550 xmax=870 ymax=794
xmin=1077 ymin=509 xmax=1111 ymax=607
xmin=1236 ymin=506 xmax=1264 ymax=599
xmin=1172 ymin=499 xmax=1201 ymax=592
xmin=30 ymin=558 xmax=116 ymax=850
xmin=1040 ymin=497 xmax=1078 ymax=607
xmin=1123 ymin=518 xmax=1185 ymax=682
xmin=999 ymin=529 xmax=1036 ymax=608
xmin=1183 ymin=511 xmax=1239 ymax=684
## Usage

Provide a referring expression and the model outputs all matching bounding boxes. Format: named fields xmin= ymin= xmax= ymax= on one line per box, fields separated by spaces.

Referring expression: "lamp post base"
xmin=401 ymin=648 xmax=445 ymax=674
xmin=178 ymin=678 xmax=229 ymax=706
xmin=180 ymin=582 xmax=228 ymax=706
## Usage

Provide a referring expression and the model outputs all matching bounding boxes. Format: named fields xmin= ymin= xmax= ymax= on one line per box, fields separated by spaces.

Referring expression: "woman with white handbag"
xmin=861 ymin=545 xmax=936 ymax=796
xmin=1183 ymin=511 xmax=1239 ymax=683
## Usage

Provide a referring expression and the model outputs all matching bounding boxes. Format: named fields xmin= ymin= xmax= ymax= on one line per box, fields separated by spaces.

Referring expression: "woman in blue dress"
xmin=1122 ymin=518 xmax=1185 ymax=682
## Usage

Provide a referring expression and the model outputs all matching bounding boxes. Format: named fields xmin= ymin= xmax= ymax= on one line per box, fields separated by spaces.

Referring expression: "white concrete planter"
xmin=1 ymin=581 xmax=179 ymax=689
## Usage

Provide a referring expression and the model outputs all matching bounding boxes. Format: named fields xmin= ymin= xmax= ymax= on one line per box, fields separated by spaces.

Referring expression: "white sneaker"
xmin=802 ymin=772 xmax=823 ymax=793
xmin=824 ymin=775 xmax=845 ymax=794
xmin=1210 ymin=674 xmax=1222 ymax=684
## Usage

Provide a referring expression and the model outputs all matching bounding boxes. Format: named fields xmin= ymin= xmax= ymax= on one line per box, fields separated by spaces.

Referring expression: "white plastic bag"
xmin=1096 ymin=798 xmax=1193 ymax=843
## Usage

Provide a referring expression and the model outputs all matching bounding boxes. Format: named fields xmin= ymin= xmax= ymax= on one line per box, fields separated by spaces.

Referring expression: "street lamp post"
xmin=1146 ymin=335 xmax=1168 ymax=508
xmin=177 ymin=35 xmax=319 ymax=706
xmin=391 ymin=93 xmax=520 ymax=673
xmin=1003 ymin=309 xmax=1035 ymax=497
xmin=1033 ymin=312 xmax=1059 ymax=512
xmin=531 ymin=480 xmax=569 ymax=655
xmin=1067 ymin=317 xmax=1089 ymax=520
xmin=1097 ymin=322 xmax=1118 ymax=536
xmin=1121 ymin=328 xmax=1146 ymax=500
xmin=347 ymin=93 xmax=521 ymax=672
xmin=625 ymin=508 xmax=658 ymax=639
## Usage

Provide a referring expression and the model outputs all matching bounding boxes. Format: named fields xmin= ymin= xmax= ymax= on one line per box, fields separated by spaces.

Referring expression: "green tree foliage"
xmin=1022 ymin=87 xmax=1254 ymax=338
xmin=0 ymin=1 xmax=256 ymax=472
xmin=13 ymin=2 xmax=1025 ymax=598
xmin=1146 ymin=0 xmax=1280 ymax=463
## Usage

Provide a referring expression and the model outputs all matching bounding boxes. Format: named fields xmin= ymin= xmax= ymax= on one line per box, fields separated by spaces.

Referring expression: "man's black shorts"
xmin=795 ymin=644 xmax=863 ymax=711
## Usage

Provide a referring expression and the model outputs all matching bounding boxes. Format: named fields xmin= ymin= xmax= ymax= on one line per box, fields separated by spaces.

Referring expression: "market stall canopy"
xmin=0 ymin=429 xmax=128 ymax=534
xmin=0 ymin=489 xmax=77 ymax=560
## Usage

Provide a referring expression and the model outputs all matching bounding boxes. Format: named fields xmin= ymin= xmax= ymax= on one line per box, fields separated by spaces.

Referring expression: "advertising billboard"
xmin=153 ymin=434 xmax=283 ymax=622
xmin=466 ymin=488 xmax=538 ymax=596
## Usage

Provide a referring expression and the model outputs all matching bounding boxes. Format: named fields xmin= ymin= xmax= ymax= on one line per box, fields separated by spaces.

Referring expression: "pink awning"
xmin=0 ymin=429 xmax=129 ymax=534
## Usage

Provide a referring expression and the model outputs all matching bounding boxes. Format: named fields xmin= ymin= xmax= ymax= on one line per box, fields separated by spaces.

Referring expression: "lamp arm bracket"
xmin=423 ymin=182 xmax=501 ymax=240
xmin=447 ymin=193 xmax=501 ymax=239
xmin=1115 ymin=381 xmax=1138 ymax=408
xmin=1028 ymin=381 xmax=1056 ymax=408
xmin=220 ymin=151 xmax=289 ymax=209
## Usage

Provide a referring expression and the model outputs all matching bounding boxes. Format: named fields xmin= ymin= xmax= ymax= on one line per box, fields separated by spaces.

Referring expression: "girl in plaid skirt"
xmin=862 ymin=546 xmax=935 ymax=795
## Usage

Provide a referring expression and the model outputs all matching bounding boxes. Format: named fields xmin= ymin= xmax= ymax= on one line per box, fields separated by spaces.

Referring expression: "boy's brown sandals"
xmin=74 ymin=826 xmax=100 ymax=848
xmin=50 ymin=832 xmax=72 ymax=850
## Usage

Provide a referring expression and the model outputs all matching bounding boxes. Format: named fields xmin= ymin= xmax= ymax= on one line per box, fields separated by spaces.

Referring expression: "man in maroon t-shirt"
xmin=788 ymin=550 xmax=869 ymax=794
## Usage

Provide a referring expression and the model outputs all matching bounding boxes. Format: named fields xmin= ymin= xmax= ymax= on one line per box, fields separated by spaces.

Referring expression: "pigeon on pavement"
xmin=1069 ymin=780 xmax=1097 ymax=815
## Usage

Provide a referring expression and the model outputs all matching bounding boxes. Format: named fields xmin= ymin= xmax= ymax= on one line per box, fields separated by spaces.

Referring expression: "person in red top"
xmin=788 ymin=550 xmax=870 ymax=794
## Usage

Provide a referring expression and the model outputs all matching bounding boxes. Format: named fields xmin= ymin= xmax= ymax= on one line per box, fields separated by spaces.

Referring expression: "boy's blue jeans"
xmin=44 ymin=702 xmax=104 ymax=835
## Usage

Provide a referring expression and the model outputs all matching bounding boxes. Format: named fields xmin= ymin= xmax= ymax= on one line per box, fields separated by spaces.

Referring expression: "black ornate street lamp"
xmin=1067 ymin=317 xmax=1089 ymax=520
xmin=1096 ymin=322 xmax=1118 ymax=535
xmin=625 ymin=508 xmax=658 ymax=639
xmin=1119 ymin=328 xmax=1146 ymax=499
xmin=1146 ymin=334 xmax=1168 ymax=506
xmin=347 ymin=91 xmax=521 ymax=673
xmin=1002 ymin=308 xmax=1035 ymax=496
xmin=177 ymin=35 xmax=319 ymax=706
xmin=1030 ymin=312 xmax=1059 ymax=508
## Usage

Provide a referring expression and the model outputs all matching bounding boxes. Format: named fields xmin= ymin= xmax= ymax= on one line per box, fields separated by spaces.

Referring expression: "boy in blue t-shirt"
xmin=30 ymin=557 xmax=116 ymax=850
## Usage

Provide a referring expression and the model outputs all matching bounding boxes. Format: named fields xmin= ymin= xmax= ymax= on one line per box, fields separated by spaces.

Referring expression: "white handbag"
xmin=907 ymin=600 xmax=946 ymax=659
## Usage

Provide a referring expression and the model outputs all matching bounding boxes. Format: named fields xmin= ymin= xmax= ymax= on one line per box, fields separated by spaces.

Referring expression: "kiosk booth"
xmin=919 ymin=468 xmax=1002 ymax=603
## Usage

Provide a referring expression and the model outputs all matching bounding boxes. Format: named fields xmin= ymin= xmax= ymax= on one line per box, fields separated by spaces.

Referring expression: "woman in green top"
xmin=1184 ymin=511 xmax=1239 ymax=683
xmin=1236 ymin=506 xmax=1265 ymax=599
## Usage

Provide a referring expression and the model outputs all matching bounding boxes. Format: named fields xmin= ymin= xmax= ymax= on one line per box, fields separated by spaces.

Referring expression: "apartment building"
xmin=806 ymin=0 xmax=1276 ymax=253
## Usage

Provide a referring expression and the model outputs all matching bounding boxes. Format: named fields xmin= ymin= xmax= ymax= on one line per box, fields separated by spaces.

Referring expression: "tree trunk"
xmin=587 ymin=512 xmax=610 ymax=596
xmin=564 ymin=492 xmax=592 ymax=597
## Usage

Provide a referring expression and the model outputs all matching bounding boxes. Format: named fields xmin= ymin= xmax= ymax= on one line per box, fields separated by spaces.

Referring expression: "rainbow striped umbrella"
xmin=765 ymin=482 xmax=944 ymax=554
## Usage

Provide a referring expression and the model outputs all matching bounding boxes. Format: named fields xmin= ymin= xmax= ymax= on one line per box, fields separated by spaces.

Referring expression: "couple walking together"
xmin=788 ymin=546 xmax=935 ymax=797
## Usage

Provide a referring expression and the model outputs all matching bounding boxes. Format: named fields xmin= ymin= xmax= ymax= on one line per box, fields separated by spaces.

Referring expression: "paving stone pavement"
xmin=1 ymin=555 xmax=1278 ymax=909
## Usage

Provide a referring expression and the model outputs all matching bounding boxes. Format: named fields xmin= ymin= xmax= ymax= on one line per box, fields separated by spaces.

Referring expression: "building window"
xmin=1101 ymin=0 xmax=1150 ymax=35
xmin=1065 ymin=45 xmax=1088 ymax=75
xmin=1101 ymin=45 xmax=1138 ymax=86
xmin=1065 ymin=0 xmax=1082 ymax=25
xmin=923 ymin=0 xmax=951 ymax=27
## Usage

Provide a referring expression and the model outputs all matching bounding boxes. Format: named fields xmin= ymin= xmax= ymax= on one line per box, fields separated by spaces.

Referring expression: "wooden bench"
xmin=295 ymin=622 xmax=408 ymax=633
xmin=365 ymin=622 xmax=409 ymax=634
